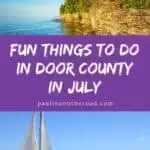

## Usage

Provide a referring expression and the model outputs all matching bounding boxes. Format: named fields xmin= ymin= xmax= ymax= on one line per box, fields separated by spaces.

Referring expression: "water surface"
xmin=0 ymin=17 xmax=64 ymax=35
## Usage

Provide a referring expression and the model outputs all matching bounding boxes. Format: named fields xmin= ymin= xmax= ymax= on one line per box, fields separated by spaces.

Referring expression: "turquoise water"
xmin=0 ymin=17 xmax=64 ymax=35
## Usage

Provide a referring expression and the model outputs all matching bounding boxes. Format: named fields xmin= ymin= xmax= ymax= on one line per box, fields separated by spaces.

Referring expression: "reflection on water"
xmin=61 ymin=22 xmax=95 ymax=35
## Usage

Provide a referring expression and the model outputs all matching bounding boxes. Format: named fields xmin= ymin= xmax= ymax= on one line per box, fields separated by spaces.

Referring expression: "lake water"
xmin=0 ymin=17 xmax=65 ymax=35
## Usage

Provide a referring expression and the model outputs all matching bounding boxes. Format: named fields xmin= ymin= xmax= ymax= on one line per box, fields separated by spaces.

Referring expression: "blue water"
xmin=0 ymin=17 xmax=64 ymax=35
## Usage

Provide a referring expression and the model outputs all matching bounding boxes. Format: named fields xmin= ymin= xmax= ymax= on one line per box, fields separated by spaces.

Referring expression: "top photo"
xmin=0 ymin=0 xmax=150 ymax=35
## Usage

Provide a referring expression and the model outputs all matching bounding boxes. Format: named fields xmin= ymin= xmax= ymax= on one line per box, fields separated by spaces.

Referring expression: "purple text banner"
xmin=0 ymin=36 xmax=150 ymax=111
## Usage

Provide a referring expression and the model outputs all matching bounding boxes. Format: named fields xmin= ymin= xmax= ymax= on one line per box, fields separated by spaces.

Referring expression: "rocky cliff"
xmin=60 ymin=0 xmax=150 ymax=35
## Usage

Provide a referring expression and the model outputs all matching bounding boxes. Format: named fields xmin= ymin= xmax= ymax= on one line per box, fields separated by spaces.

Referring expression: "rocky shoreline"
xmin=60 ymin=9 xmax=150 ymax=35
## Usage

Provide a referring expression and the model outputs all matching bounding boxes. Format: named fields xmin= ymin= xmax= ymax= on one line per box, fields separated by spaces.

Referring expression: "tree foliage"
xmin=60 ymin=0 xmax=92 ymax=14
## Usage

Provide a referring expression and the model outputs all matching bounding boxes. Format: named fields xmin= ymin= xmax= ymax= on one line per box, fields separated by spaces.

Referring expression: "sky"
xmin=0 ymin=112 xmax=150 ymax=150
xmin=0 ymin=0 xmax=64 ymax=19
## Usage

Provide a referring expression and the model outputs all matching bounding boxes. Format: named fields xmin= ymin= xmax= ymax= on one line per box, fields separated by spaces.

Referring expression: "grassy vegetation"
xmin=123 ymin=0 xmax=150 ymax=9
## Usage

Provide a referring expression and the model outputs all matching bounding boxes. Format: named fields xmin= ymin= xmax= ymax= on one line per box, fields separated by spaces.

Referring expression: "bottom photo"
xmin=0 ymin=112 xmax=150 ymax=150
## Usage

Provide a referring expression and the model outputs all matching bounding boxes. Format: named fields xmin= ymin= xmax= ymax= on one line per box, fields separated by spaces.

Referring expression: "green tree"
xmin=60 ymin=0 xmax=92 ymax=14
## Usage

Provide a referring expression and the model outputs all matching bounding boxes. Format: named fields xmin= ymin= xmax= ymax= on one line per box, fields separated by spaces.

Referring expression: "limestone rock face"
xmin=60 ymin=0 xmax=150 ymax=35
